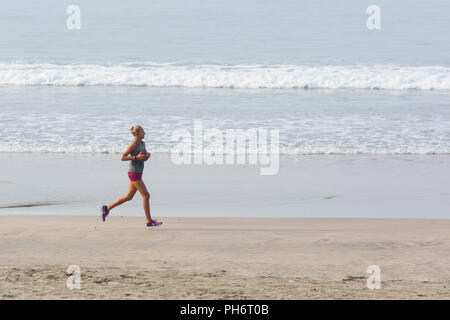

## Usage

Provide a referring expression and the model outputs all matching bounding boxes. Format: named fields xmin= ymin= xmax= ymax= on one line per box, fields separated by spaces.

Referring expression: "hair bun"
xmin=130 ymin=125 xmax=142 ymax=137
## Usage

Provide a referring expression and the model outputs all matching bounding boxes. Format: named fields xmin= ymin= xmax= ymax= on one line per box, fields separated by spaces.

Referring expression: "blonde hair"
xmin=130 ymin=125 xmax=143 ymax=137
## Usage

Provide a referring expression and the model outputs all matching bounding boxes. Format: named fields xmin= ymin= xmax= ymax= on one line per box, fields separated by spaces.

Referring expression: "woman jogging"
xmin=101 ymin=125 xmax=162 ymax=228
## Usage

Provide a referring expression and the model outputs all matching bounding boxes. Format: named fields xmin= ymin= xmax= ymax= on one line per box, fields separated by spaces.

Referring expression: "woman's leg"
xmin=107 ymin=182 xmax=137 ymax=211
xmin=132 ymin=180 xmax=151 ymax=223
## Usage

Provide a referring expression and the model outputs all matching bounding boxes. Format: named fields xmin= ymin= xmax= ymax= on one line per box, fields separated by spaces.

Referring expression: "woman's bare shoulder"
xmin=125 ymin=141 xmax=136 ymax=151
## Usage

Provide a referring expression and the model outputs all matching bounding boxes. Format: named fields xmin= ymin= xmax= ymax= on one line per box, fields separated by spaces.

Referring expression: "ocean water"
xmin=0 ymin=0 xmax=449 ymax=156
xmin=1 ymin=0 xmax=449 ymax=65
xmin=1 ymin=1 xmax=450 ymax=218
xmin=1 ymin=86 xmax=450 ymax=155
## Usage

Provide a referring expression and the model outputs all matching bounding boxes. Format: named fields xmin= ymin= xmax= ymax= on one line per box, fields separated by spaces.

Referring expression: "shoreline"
xmin=1 ymin=153 xmax=449 ymax=219
xmin=0 ymin=212 xmax=449 ymax=221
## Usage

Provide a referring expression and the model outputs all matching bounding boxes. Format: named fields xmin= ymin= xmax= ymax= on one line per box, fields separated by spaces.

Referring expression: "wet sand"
xmin=1 ymin=153 xmax=450 ymax=220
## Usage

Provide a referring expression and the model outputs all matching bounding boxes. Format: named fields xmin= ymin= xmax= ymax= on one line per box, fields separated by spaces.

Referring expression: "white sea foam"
xmin=1 ymin=63 xmax=449 ymax=90
xmin=1 ymin=145 xmax=449 ymax=155
xmin=1 ymin=138 xmax=449 ymax=155
xmin=1 ymin=107 xmax=449 ymax=155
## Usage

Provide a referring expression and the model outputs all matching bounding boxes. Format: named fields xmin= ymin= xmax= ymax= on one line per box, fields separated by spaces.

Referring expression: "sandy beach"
xmin=1 ymin=216 xmax=449 ymax=299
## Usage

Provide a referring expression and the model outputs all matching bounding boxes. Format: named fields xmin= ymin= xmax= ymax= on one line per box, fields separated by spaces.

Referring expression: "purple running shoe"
xmin=146 ymin=219 xmax=162 ymax=228
xmin=101 ymin=205 xmax=109 ymax=222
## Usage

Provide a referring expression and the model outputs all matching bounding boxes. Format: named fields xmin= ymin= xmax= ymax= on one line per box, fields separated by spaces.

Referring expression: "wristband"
xmin=135 ymin=155 xmax=137 ymax=160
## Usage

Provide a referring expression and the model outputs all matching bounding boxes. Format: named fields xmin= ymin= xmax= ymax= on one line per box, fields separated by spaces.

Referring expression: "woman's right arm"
xmin=121 ymin=142 xmax=136 ymax=161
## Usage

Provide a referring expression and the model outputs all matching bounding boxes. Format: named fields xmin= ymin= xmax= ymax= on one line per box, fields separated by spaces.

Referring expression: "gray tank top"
xmin=128 ymin=140 xmax=147 ymax=173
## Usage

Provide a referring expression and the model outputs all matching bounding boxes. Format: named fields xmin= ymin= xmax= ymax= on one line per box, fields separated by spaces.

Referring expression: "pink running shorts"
xmin=128 ymin=172 xmax=143 ymax=182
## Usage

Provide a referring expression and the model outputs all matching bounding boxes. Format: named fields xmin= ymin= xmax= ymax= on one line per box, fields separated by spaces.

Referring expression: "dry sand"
xmin=0 ymin=216 xmax=449 ymax=299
